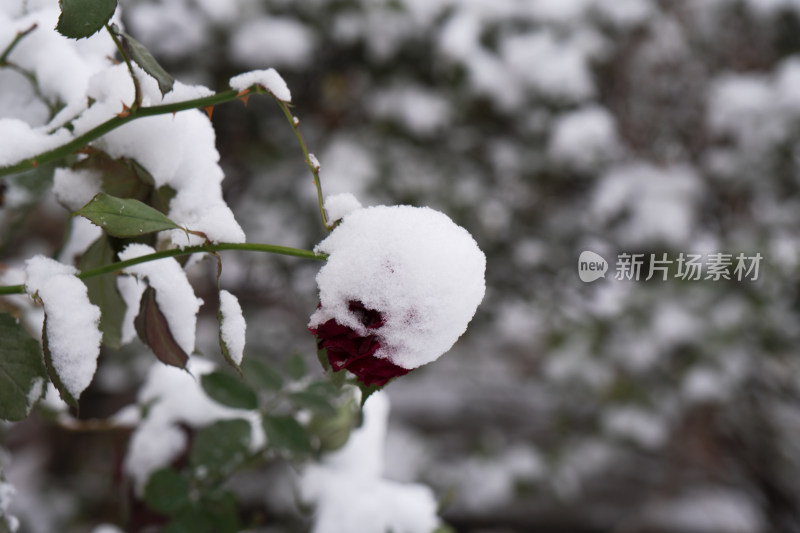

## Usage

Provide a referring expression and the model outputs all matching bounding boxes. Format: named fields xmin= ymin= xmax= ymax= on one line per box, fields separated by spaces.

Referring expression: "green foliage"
xmin=163 ymin=492 xmax=240 ymax=533
xmin=262 ymin=414 xmax=313 ymax=455
xmin=241 ymin=358 xmax=284 ymax=391
xmin=200 ymin=372 xmax=258 ymax=410
xmin=190 ymin=419 xmax=252 ymax=481
xmin=143 ymin=468 xmax=190 ymax=515
xmin=144 ymin=469 xmax=240 ymax=533
xmin=56 ymin=0 xmax=117 ymax=39
xmin=109 ymin=25 xmax=175 ymax=96
xmin=73 ymin=152 xmax=154 ymax=202
xmin=134 ymin=286 xmax=189 ymax=369
xmin=74 ymin=192 xmax=180 ymax=238
xmin=285 ymin=352 xmax=307 ymax=380
xmin=78 ymin=234 xmax=125 ymax=348
xmin=308 ymin=394 xmax=360 ymax=452
xmin=288 ymin=389 xmax=336 ymax=416
xmin=0 ymin=313 xmax=46 ymax=421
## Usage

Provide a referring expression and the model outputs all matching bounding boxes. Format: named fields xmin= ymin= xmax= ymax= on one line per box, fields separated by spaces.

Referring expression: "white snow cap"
xmin=24 ymin=255 xmax=102 ymax=400
xmin=324 ymin=193 xmax=363 ymax=223
xmin=229 ymin=68 xmax=291 ymax=102
xmin=309 ymin=204 xmax=486 ymax=370
xmin=218 ymin=289 xmax=246 ymax=366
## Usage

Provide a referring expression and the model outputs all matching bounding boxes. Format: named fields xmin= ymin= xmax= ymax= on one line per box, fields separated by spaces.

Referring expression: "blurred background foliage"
xmin=4 ymin=0 xmax=800 ymax=532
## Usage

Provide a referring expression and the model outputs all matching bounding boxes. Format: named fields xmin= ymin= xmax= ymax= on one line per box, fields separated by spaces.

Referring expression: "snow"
xmin=230 ymin=17 xmax=316 ymax=68
xmin=70 ymin=65 xmax=247 ymax=246
xmin=549 ymin=105 xmax=619 ymax=170
xmin=640 ymin=488 xmax=766 ymax=533
xmin=501 ymin=30 xmax=595 ymax=102
xmin=0 ymin=480 xmax=18 ymax=533
xmin=118 ymin=244 xmax=203 ymax=355
xmin=309 ymin=205 xmax=486 ymax=370
xmin=90 ymin=525 xmax=124 ymax=533
xmin=323 ymin=193 xmax=362 ymax=223
xmin=52 ymin=168 xmax=102 ymax=212
xmin=0 ymin=118 xmax=72 ymax=167
xmin=56 ymin=217 xmax=102 ymax=267
xmin=301 ymin=391 xmax=440 ymax=533
xmin=592 ymin=163 xmax=702 ymax=246
xmin=368 ymin=84 xmax=451 ymax=135
xmin=25 ymin=378 xmax=44 ymax=415
xmin=124 ymin=358 xmax=264 ymax=494
xmin=308 ymin=153 xmax=321 ymax=171
xmin=116 ymin=274 xmax=146 ymax=345
xmin=315 ymin=137 xmax=376 ymax=199
xmin=229 ymin=68 xmax=292 ymax=103
xmin=602 ymin=406 xmax=668 ymax=450
xmin=24 ymin=255 xmax=102 ymax=400
xmin=218 ymin=290 xmax=246 ymax=366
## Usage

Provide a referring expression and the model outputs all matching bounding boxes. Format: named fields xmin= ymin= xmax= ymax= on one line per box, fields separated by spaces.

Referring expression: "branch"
xmin=0 ymin=241 xmax=327 ymax=295
xmin=275 ymin=100 xmax=332 ymax=231
xmin=0 ymin=23 xmax=37 ymax=65
xmin=0 ymin=87 xmax=260 ymax=178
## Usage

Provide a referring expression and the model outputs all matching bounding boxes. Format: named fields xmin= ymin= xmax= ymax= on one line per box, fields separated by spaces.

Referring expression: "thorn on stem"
xmin=118 ymin=101 xmax=131 ymax=118
xmin=204 ymin=106 xmax=214 ymax=119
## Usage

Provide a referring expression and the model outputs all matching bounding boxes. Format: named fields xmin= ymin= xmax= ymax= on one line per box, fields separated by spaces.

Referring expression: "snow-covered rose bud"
xmin=308 ymin=204 xmax=486 ymax=386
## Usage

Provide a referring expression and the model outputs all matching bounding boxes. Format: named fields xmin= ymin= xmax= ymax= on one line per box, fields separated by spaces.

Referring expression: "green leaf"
xmin=189 ymin=419 xmax=251 ymax=480
xmin=262 ymin=415 xmax=312 ymax=454
xmin=285 ymin=352 xmax=307 ymax=381
xmin=144 ymin=468 xmax=190 ymax=516
xmin=41 ymin=315 xmax=78 ymax=409
xmin=113 ymin=27 xmax=175 ymax=96
xmin=356 ymin=381 xmax=382 ymax=408
xmin=164 ymin=493 xmax=239 ymax=533
xmin=75 ymin=192 xmax=180 ymax=238
xmin=0 ymin=313 xmax=47 ymax=421
xmin=78 ymin=235 xmax=124 ymax=348
xmin=317 ymin=346 xmax=346 ymax=388
xmin=308 ymin=396 xmax=359 ymax=452
xmin=200 ymin=372 xmax=257 ymax=410
xmin=135 ymin=286 xmax=189 ymax=369
xmin=241 ymin=358 xmax=283 ymax=391
xmin=56 ymin=0 xmax=117 ymax=39
xmin=288 ymin=390 xmax=336 ymax=416
xmin=73 ymin=152 xmax=154 ymax=202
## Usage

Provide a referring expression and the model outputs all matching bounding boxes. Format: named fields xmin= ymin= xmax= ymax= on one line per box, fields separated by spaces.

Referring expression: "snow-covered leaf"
xmin=79 ymin=235 xmax=125 ymax=348
xmin=75 ymin=193 xmax=180 ymax=238
xmin=200 ymin=372 xmax=257 ymax=410
xmin=56 ymin=0 xmax=117 ymax=39
xmin=42 ymin=315 xmax=78 ymax=409
xmin=134 ymin=287 xmax=189 ymax=369
xmin=0 ymin=313 xmax=46 ymax=421
xmin=217 ymin=290 xmax=245 ymax=371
